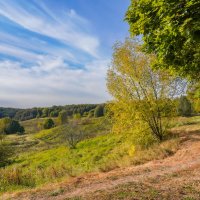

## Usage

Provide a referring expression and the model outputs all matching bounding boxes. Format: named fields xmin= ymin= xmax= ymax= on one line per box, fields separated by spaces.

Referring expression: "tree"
xmin=94 ymin=105 xmax=104 ymax=117
xmin=0 ymin=118 xmax=25 ymax=134
xmin=50 ymin=111 xmax=59 ymax=117
xmin=64 ymin=120 xmax=83 ymax=149
xmin=178 ymin=96 xmax=192 ymax=116
xmin=126 ymin=0 xmax=200 ymax=79
xmin=58 ymin=111 xmax=68 ymax=125
xmin=5 ymin=119 xmax=24 ymax=134
xmin=107 ymin=39 xmax=185 ymax=142
xmin=43 ymin=118 xmax=55 ymax=129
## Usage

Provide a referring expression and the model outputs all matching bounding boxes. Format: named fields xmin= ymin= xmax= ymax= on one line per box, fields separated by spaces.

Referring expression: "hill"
xmin=2 ymin=117 xmax=200 ymax=200
xmin=0 ymin=116 xmax=199 ymax=199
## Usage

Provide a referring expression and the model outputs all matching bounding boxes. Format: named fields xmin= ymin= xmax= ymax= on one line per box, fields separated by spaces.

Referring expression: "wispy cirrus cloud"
xmin=0 ymin=0 xmax=99 ymax=56
xmin=0 ymin=0 xmax=115 ymax=107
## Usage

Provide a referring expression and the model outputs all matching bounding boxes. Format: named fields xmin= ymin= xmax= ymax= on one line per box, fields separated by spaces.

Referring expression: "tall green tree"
xmin=126 ymin=0 xmax=200 ymax=79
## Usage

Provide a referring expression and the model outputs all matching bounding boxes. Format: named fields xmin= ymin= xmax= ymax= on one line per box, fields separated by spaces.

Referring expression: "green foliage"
xmin=178 ymin=96 xmax=192 ymax=117
xmin=126 ymin=0 xmax=200 ymax=79
xmin=0 ymin=104 xmax=99 ymax=122
xmin=0 ymin=107 xmax=19 ymax=118
xmin=50 ymin=111 xmax=59 ymax=117
xmin=43 ymin=118 xmax=55 ymax=129
xmin=14 ymin=108 xmax=38 ymax=121
xmin=58 ymin=111 xmax=68 ymax=125
xmin=0 ymin=118 xmax=24 ymax=135
xmin=94 ymin=105 xmax=104 ymax=118
xmin=107 ymin=39 xmax=185 ymax=141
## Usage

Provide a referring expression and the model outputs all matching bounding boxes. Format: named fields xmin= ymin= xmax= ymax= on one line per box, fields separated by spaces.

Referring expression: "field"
xmin=1 ymin=116 xmax=200 ymax=199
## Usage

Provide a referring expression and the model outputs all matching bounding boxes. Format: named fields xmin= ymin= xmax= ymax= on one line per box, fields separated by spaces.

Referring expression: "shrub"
xmin=0 ymin=118 xmax=25 ymax=134
xmin=43 ymin=118 xmax=55 ymax=129
xmin=58 ymin=111 xmax=68 ymax=125
xmin=94 ymin=105 xmax=104 ymax=118
xmin=64 ymin=120 xmax=83 ymax=149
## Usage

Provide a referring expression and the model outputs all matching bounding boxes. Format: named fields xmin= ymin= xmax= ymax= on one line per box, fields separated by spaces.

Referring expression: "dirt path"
xmin=2 ymin=124 xmax=200 ymax=200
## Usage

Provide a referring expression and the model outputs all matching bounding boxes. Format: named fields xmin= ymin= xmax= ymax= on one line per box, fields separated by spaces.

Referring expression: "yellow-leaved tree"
xmin=107 ymin=39 xmax=185 ymax=145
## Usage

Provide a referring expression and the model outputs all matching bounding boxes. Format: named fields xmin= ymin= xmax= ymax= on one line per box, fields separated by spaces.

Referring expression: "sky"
xmin=0 ymin=0 xmax=130 ymax=108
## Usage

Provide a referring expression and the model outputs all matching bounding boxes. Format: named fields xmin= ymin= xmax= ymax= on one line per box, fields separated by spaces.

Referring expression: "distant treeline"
xmin=0 ymin=104 xmax=104 ymax=121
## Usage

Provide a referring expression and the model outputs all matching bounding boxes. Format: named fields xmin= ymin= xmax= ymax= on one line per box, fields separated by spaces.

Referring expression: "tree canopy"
xmin=107 ymin=39 xmax=185 ymax=142
xmin=126 ymin=0 xmax=200 ymax=79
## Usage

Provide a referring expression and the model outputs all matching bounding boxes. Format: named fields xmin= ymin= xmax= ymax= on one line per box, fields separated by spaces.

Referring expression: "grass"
xmin=0 ymin=132 xmax=179 ymax=193
xmin=172 ymin=116 xmax=200 ymax=127
xmin=72 ymin=182 xmax=161 ymax=200
xmin=0 ymin=116 xmax=199 ymax=194
xmin=20 ymin=118 xmax=47 ymax=134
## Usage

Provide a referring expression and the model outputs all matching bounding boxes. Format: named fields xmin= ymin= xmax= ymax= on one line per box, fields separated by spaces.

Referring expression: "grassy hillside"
xmin=20 ymin=118 xmax=47 ymax=134
xmin=1 ymin=116 xmax=199 ymax=195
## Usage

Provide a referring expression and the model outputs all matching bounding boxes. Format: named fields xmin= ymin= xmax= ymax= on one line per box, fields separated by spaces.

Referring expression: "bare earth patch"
xmin=2 ymin=124 xmax=200 ymax=200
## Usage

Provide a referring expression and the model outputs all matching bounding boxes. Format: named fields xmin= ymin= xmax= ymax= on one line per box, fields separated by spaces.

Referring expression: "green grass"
xmin=0 ymin=132 xmax=179 ymax=193
xmin=172 ymin=116 xmax=200 ymax=127
xmin=0 ymin=116 xmax=199 ymax=194
xmin=20 ymin=118 xmax=47 ymax=134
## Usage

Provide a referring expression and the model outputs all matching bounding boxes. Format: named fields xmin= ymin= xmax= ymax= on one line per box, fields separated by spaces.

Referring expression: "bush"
xmin=94 ymin=105 xmax=104 ymax=118
xmin=58 ymin=111 xmax=68 ymax=125
xmin=43 ymin=118 xmax=55 ymax=129
xmin=0 ymin=118 xmax=25 ymax=134
xmin=64 ymin=120 xmax=83 ymax=149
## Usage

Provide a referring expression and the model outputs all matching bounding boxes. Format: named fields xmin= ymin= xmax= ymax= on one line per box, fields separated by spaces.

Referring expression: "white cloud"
xmin=0 ymin=43 xmax=43 ymax=62
xmin=0 ymin=59 xmax=111 ymax=108
xmin=0 ymin=1 xmax=99 ymax=56
xmin=0 ymin=32 xmax=76 ymax=62
xmin=0 ymin=1 xmax=111 ymax=108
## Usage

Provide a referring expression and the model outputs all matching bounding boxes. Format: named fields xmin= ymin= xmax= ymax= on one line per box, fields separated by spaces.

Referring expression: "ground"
xmin=2 ymin=122 xmax=200 ymax=200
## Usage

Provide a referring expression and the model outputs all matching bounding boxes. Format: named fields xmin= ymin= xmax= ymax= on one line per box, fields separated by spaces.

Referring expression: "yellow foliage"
xmin=107 ymin=38 xmax=185 ymax=142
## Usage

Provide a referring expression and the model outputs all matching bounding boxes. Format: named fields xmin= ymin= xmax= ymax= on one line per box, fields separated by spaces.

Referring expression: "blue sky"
xmin=0 ymin=0 xmax=129 ymax=108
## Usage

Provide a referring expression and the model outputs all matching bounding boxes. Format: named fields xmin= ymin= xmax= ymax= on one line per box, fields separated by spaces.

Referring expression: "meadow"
xmin=1 ymin=115 xmax=197 ymax=194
